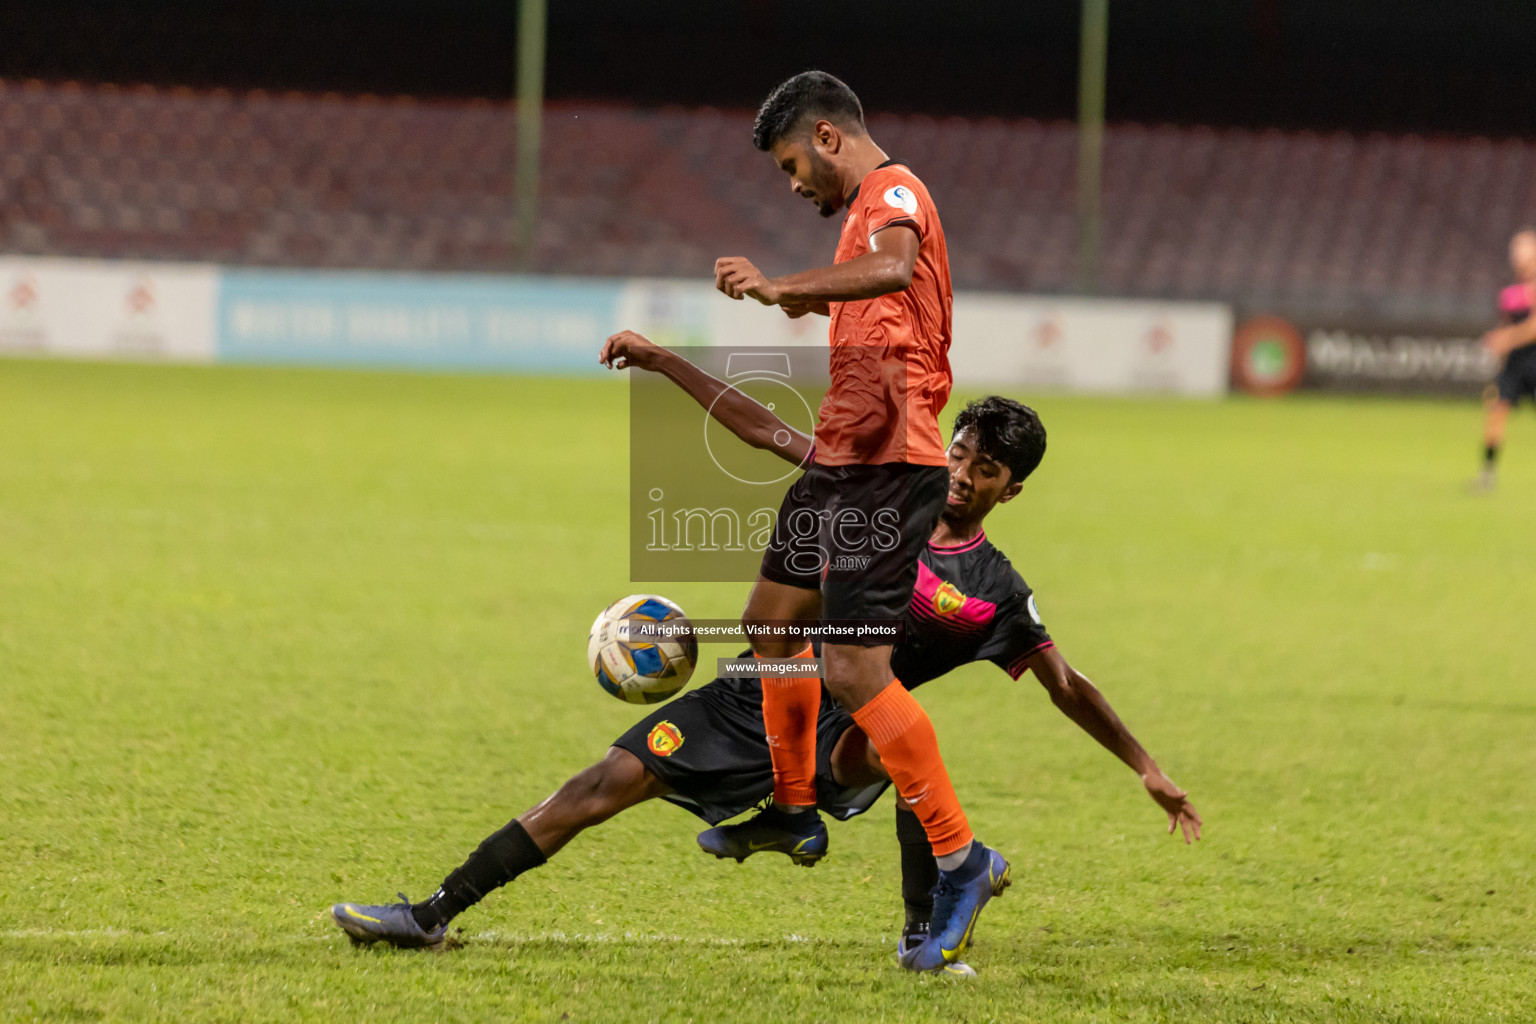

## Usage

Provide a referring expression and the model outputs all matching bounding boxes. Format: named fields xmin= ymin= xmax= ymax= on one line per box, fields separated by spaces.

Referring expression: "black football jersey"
xmin=891 ymin=531 xmax=1054 ymax=689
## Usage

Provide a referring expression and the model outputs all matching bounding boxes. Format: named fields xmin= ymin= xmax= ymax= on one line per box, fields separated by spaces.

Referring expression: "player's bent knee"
xmin=598 ymin=746 xmax=671 ymax=804
xmin=554 ymin=748 xmax=661 ymax=822
xmin=742 ymin=577 xmax=820 ymax=658
xmin=829 ymin=725 xmax=886 ymax=788
xmin=590 ymin=747 xmax=656 ymax=798
xmin=820 ymin=643 xmax=895 ymax=710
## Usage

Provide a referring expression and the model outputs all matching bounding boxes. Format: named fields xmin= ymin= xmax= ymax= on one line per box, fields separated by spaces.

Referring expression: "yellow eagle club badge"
xmin=932 ymin=581 xmax=968 ymax=616
xmin=647 ymin=720 xmax=684 ymax=757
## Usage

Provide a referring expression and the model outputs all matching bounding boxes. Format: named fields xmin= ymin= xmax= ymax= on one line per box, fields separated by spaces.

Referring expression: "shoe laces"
xmin=396 ymin=892 xmax=444 ymax=936
xmin=928 ymin=878 xmax=962 ymax=937
xmin=720 ymin=800 xmax=774 ymax=834
xmin=747 ymin=800 xmax=820 ymax=835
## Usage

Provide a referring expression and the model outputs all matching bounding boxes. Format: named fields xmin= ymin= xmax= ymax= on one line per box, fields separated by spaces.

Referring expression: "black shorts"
xmin=612 ymin=671 xmax=890 ymax=826
xmin=1496 ymin=344 xmax=1536 ymax=406
xmin=757 ymin=462 xmax=949 ymax=640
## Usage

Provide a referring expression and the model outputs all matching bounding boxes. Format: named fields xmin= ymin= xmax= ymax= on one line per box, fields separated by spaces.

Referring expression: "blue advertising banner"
xmin=216 ymin=270 xmax=621 ymax=373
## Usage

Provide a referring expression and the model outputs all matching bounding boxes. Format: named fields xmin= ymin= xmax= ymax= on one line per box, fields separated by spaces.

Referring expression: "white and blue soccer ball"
xmin=586 ymin=594 xmax=698 ymax=704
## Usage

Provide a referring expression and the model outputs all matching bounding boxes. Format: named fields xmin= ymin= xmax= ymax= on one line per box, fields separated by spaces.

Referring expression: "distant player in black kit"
xmin=1475 ymin=228 xmax=1536 ymax=491
xmin=330 ymin=332 xmax=1201 ymax=976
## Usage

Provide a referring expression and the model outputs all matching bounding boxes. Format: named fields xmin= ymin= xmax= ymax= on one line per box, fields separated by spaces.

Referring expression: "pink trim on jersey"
xmin=910 ymin=560 xmax=998 ymax=632
xmin=909 ymin=598 xmax=988 ymax=636
xmin=927 ymin=531 xmax=987 ymax=554
xmin=1500 ymin=284 xmax=1532 ymax=315
xmin=1006 ymin=641 xmax=1056 ymax=680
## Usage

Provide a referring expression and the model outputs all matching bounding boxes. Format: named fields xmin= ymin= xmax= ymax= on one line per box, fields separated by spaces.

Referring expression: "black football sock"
xmin=411 ymin=819 xmax=547 ymax=931
xmin=762 ymin=803 xmax=822 ymax=833
xmin=1485 ymin=443 xmax=1500 ymax=467
xmin=896 ymin=805 xmax=937 ymax=928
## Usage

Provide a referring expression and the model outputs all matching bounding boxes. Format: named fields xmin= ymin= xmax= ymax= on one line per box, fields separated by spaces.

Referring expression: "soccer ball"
xmin=587 ymin=594 xmax=698 ymax=704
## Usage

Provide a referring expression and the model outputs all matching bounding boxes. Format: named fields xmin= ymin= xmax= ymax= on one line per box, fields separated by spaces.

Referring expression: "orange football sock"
xmin=758 ymin=645 xmax=820 ymax=808
xmin=851 ymin=679 xmax=973 ymax=856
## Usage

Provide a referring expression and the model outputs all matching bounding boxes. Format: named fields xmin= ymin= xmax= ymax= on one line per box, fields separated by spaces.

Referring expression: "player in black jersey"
xmin=1475 ymin=229 xmax=1536 ymax=491
xmin=330 ymin=333 xmax=1202 ymax=974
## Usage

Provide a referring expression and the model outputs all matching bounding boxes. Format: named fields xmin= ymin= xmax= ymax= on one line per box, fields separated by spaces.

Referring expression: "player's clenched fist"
xmin=714 ymin=257 xmax=781 ymax=306
xmin=782 ymin=300 xmax=831 ymax=319
xmin=599 ymin=330 xmax=665 ymax=371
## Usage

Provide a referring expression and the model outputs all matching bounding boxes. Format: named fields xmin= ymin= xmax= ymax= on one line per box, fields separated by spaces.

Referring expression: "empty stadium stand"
xmin=1 ymin=79 xmax=1529 ymax=322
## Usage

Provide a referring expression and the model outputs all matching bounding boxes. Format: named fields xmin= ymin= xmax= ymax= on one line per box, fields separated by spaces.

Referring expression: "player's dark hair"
xmin=951 ymin=396 xmax=1047 ymax=484
xmin=752 ymin=71 xmax=866 ymax=152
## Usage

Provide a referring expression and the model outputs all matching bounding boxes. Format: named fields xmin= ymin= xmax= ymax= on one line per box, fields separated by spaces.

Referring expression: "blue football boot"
xmin=897 ymin=921 xmax=976 ymax=979
xmin=697 ymin=802 xmax=828 ymax=866
xmin=331 ymin=893 xmax=447 ymax=950
xmin=898 ymin=843 xmax=1011 ymax=973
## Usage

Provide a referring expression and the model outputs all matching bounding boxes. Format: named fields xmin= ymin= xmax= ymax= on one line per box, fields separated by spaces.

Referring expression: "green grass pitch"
xmin=2 ymin=358 xmax=1534 ymax=1023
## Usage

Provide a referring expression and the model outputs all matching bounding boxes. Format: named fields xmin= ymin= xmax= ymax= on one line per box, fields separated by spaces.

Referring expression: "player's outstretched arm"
xmin=1024 ymin=646 xmax=1203 ymax=844
xmin=1484 ymin=315 xmax=1536 ymax=356
xmin=599 ymin=330 xmax=812 ymax=466
xmin=715 ymin=225 xmax=918 ymax=307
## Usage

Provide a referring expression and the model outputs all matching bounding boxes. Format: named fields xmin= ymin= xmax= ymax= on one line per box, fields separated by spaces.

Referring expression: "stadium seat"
xmin=0 ymin=78 xmax=1528 ymax=320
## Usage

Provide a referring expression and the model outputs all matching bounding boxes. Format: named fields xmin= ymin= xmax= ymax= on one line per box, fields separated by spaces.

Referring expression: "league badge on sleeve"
xmin=883 ymin=185 xmax=919 ymax=215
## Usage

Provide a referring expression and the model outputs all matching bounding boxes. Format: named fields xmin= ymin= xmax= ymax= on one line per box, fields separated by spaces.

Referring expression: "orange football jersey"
xmin=816 ymin=161 xmax=953 ymax=467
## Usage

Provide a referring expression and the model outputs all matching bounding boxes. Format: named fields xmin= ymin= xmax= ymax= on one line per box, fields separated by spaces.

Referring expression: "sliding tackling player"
xmin=330 ymin=332 xmax=1202 ymax=977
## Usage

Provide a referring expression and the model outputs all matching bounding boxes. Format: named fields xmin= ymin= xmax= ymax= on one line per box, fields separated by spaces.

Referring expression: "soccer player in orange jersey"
xmin=711 ymin=71 xmax=998 ymax=972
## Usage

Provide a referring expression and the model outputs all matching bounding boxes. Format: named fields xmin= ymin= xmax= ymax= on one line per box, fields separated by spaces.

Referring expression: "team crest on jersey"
xmin=883 ymin=185 xmax=918 ymax=215
xmin=932 ymin=581 xmax=968 ymax=616
xmin=647 ymin=721 xmax=684 ymax=757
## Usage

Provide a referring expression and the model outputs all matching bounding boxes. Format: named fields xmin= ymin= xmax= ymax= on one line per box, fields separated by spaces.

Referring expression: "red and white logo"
xmin=0 ymin=272 xmax=47 ymax=350
xmin=1144 ymin=321 xmax=1175 ymax=355
xmin=125 ymin=278 xmax=157 ymax=317
xmin=6 ymin=275 xmax=38 ymax=314
xmin=646 ymin=720 xmax=684 ymax=757
xmin=1032 ymin=317 xmax=1062 ymax=349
